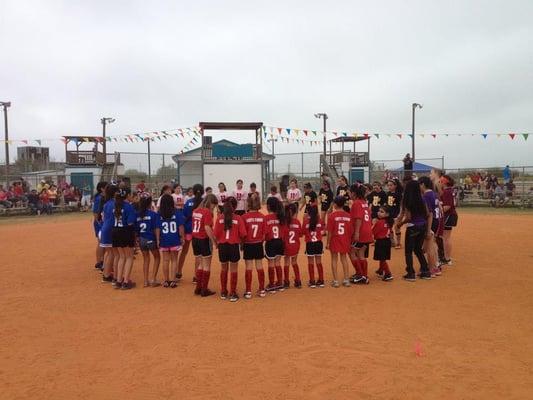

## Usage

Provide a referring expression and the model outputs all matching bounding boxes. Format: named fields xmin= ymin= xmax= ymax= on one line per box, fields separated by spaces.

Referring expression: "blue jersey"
xmin=102 ymin=199 xmax=116 ymax=231
xmin=136 ymin=210 xmax=159 ymax=241
xmin=158 ymin=210 xmax=185 ymax=247
xmin=182 ymin=198 xmax=195 ymax=234
xmin=104 ymin=200 xmax=136 ymax=228
xmin=92 ymin=193 xmax=102 ymax=214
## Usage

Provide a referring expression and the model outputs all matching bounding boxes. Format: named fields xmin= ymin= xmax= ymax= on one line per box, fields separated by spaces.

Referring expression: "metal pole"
xmin=411 ymin=104 xmax=416 ymax=163
xmin=301 ymin=152 xmax=304 ymax=180
xmin=2 ymin=104 xmax=9 ymax=184
xmin=102 ymin=119 xmax=106 ymax=157
xmin=271 ymin=139 xmax=275 ymax=181
xmin=367 ymin=137 xmax=371 ymax=183
xmin=147 ymin=139 xmax=151 ymax=184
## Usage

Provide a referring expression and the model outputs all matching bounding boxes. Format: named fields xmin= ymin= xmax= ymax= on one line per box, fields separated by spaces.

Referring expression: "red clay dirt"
xmin=1 ymin=211 xmax=532 ymax=399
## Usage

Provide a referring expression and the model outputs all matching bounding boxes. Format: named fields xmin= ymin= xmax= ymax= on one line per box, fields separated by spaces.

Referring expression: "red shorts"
xmin=160 ymin=245 xmax=182 ymax=252
xmin=329 ymin=240 xmax=351 ymax=254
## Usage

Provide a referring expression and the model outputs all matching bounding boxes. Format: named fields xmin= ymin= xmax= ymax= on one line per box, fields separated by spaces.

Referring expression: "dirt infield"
xmin=1 ymin=211 xmax=533 ymax=399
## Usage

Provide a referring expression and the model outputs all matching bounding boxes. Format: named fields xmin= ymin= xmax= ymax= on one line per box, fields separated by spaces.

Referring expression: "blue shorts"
xmin=93 ymin=221 xmax=102 ymax=238
xmin=99 ymin=226 xmax=113 ymax=248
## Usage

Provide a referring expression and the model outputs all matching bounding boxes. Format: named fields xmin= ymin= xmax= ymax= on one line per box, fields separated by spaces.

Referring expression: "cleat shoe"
xmin=229 ymin=293 xmax=239 ymax=302
xmin=375 ymin=269 xmax=384 ymax=277
xmin=316 ymin=280 xmax=325 ymax=288
xmin=192 ymin=276 xmax=197 ymax=283
xmin=352 ymin=275 xmax=364 ymax=284
xmin=283 ymin=280 xmax=290 ymax=289
xmin=257 ymin=290 xmax=267 ymax=298
xmin=382 ymin=273 xmax=394 ymax=281
xmin=446 ymin=259 xmax=453 ymax=266
xmin=342 ymin=279 xmax=351 ymax=287
xmin=201 ymin=289 xmax=216 ymax=297
xmin=175 ymin=272 xmax=183 ymax=280
xmin=278 ymin=282 xmax=286 ymax=292
xmin=121 ymin=281 xmax=133 ymax=290
xmin=244 ymin=292 xmax=252 ymax=299
xmin=356 ymin=276 xmax=369 ymax=285
xmin=308 ymin=280 xmax=317 ymax=288
xmin=114 ymin=280 xmax=123 ymax=289
xmin=331 ymin=280 xmax=340 ymax=288
xmin=220 ymin=291 xmax=228 ymax=300
xmin=435 ymin=266 xmax=442 ymax=276
xmin=294 ymin=280 xmax=302 ymax=289
xmin=102 ymin=275 xmax=113 ymax=283
xmin=194 ymin=287 xmax=202 ymax=296
xmin=265 ymin=284 xmax=277 ymax=293
xmin=403 ymin=273 xmax=416 ymax=282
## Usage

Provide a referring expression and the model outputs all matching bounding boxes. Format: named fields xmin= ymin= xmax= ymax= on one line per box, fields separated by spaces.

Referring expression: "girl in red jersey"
xmin=373 ymin=205 xmax=394 ymax=281
xmin=214 ymin=197 xmax=247 ymax=302
xmin=282 ymin=202 xmax=303 ymax=289
xmin=242 ymin=194 xmax=267 ymax=298
xmin=192 ymin=193 xmax=218 ymax=297
xmin=350 ymin=184 xmax=374 ymax=284
xmin=303 ymin=205 xmax=325 ymax=288
xmin=263 ymin=196 xmax=285 ymax=292
xmin=327 ymin=196 xmax=353 ymax=287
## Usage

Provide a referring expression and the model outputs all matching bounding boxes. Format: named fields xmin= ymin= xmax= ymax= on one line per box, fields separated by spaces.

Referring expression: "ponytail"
xmin=114 ymin=188 xmax=129 ymax=219
xmin=266 ymin=196 xmax=284 ymax=223
xmin=223 ymin=197 xmax=237 ymax=230
xmin=139 ymin=194 xmax=152 ymax=218
xmin=284 ymin=202 xmax=297 ymax=226
xmin=308 ymin=205 xmax=318 ymax=231
xmin=192 ymin=183 xmax=204 ymax=210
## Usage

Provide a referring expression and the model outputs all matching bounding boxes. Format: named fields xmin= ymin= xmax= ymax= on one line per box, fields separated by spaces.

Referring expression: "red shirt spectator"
xmin=136 ymin=181 xmax=146 ymax=192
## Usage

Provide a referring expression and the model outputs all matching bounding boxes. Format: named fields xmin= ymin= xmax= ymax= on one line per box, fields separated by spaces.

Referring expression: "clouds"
xmin=1 ymin=0 xmax=532 ymax=167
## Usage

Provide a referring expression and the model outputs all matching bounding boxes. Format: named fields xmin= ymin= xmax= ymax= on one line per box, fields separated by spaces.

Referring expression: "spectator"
xmin=471 ymin=172 xmax=481 ymax=190
xmin=62 ymin=186 xmax=76 ymax=204
xmin=464 ymin=175 xmax=472 ymax=190
xmin=80 ymin=184 xmax=92 ymax=211
xmin=321 ymin=172 xmax=333 ymax=191
xmin=136 ymin=180 xmax=146 ymax=193
xmin=48 ymin=184 xmax=59 ymax=205
xmin=27 ymin=189 xmax=41 ymax=215
xmin=37 ymin=180 xmax=50 ymax=193
xmin=403 ymin=153 xmax=413 ymax=179
xmin=20 ymin=177 xmax=29 ymax=193
xmin=503 ymin=165 xmax=511 ymax=184
xmin=505 ymin=179 xmax=516 ymax=198
xmin=12 ymin=182 xmax=27 ymax=206
xmin=0 ymin=185 xmax=13 ymax=208
xmin=39 ymin=189 xmax=53 ymax=214
xmin=493 ymin=185 xmax=506 ymax=207
xmin=58 ymin=177 xmax=69 ymax=191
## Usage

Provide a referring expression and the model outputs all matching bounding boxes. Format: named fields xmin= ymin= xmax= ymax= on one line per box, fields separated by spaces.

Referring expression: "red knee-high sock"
xmin=283 ymin=265 xmax=290 ymax=282
xmin=380 ymin=260 xmax=391 ymax=274
xmin=245 ymin=270 xmax=252 ymax=292
xmin=292 ymin=264 xmax=301 ymax=282
xmin=308 ymin=263 xmax=315 ymax=281
xmin=317 ymin=263 xmax=324 ymax=281
xmin=230 ymin=271 xmax=238 ymax=294
xmin=220 ymin=268 xmax=228 ymax=292
xmin=201 ymin=270 xmax=211 ymax=290
xmin=275 ymin=265 xmax=283 ymax=285
xmin=257 ymin=269 xmax=265 ymax=290
xmin=196 ymin=269 xmax=204 ymax=287
xmin=351 ymin=258 xmax=363 ymax=276
xmin=361 ymin=259 xmax=368 ymax=277
xmin=268 ymin=267 xmax=275 ymax=285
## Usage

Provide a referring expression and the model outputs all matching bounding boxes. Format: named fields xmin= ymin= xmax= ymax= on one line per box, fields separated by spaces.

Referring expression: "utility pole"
xmin=411 ymin=103 xmax=422 ymax=163
xmin=1 ymin=101 xmax=11 ymax=184
xmin=147 ymin=138 xmax=152 ymax=184
xmin=267 ymin=137 xmax=278 ymax=181
xmin=314 ymin=113 xmax=328 ymax=172
xmin=100 ymin=117 xmax=115 ymax=160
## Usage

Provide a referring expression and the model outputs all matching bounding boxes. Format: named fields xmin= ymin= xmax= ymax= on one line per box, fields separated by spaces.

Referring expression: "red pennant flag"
xmin=397 ymin=134 xmax=403 ymax=139
xmin=363 ymin=133 xmax=369 ymax=139
xmin=303 ymin=130 xmax=308 ymax=136
xmin=21 ymin=140 xmax=28 ymax=144
xmin=333 ymin=131 xmax=338 ymax=136
xmin=61 ymin=138 xmax=67 ymax=144
xmin=509 ymin=133 xmax=516 ymax=140
xmin=431 ymin=134 xmax=436 ymax=139
xmin=277 ymin=128 xmax=282 ymax=135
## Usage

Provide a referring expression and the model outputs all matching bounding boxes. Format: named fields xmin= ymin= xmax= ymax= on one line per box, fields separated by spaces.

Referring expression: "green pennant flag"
xmin=374 ymin=134 xmax=379 ymax=139
xmin=523 ymin=133 xmax=529 ymax=141
xmin=312 ymin=130 xmax=317 ymax=136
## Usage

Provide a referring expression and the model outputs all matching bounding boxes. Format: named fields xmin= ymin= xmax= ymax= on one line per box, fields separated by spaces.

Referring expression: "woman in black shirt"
xmin=335 ymin=176 xmax=350 ymax=212
xmin=318 ymin=180 xmax=333 ymax=227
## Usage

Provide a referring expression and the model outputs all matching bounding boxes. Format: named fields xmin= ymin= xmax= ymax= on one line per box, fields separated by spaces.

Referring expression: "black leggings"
xmin=405 ymin=225 xmax=429 ymax=274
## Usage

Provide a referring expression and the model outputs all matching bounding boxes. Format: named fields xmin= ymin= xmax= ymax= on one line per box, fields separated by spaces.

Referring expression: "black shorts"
xmin=352 ymin=242 xmax=370 ymax=258
xmin=192 ymin=237 xmax=212 ymax=257
xmin=112 ymin=226 xmax=135 ymax=248
xmin=265 ymin=239 xmax=284 ymax=259
xmin=218 ymin=243 xmax=240 ymax=263
xmin=321 ymin=203 xmax=331 ymax=213
xmin=305 ymin=241 xmax=323 ymax=256
xmin=139 ymin=237 xmax=158 ymax=251
xmin=243 ymin=242 xmax=264 ymax=260
xmin=373 ymin=238 xmax=391 ymax=261
xmin=444 ymin=214 xmax=458 ymax=230
xmin=235 ymin=210 xmax=245 ymax=216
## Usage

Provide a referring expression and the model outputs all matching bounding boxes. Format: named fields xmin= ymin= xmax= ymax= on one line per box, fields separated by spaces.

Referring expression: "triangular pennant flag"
xmin=312 ymin=130 xmax=317 ymax=136
xmin=21 ymin=140 xmax=28 ymax=144
xmin=522 ymin=133 xmax=529 ymax=141
xmin=431 ymin=134 xmax=436 ymax=139
xmin=35 ymin=139 xmax=42 ymax=146
xmin=408 ymin=134 xmax=413 ymax=139
xmin=482 ymin=134 xmax=488 ymax=139
xmin=386 ymin=134 xmax=392 ymax=138
xmin=363 ymin=133 xmax=369 ymax=139
xmin=419 ymin=134 xmax=425 ymax=138
xmin=277 ymin=127 xmax=282 ymax=135
xmin=509 ymin=133 xmax=516 ymax=140
xmin=397 ymin=134 xmax=403 ymax=139
xmin=286 ymin=128 xmax=291 ymax=135
xmin=303 ymin=130 xmax=308 ymax=136
xmin=61 ymin=138 xmax=67 ymax=144
xmin=374 ymin=134 xmax=380 ymax=139
xmin=83 ymin=137 xmax=90 ymax=142
xmin=294 ymin=129 xmax=300 ymax=135
xmin=342 ymin=132 xmax=347 ymax=137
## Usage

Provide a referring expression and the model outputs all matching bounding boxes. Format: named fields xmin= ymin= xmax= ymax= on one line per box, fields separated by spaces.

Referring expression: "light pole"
xmin=100 ymin=117 xmax=115 ymax=159
xmin=147 ymin=137 xmax=152 ymax=184
xmin=411 ymin=103 xmax=422 ymax=163
xmin=267 ymin=137 xmax=278 ymax=181
xmin=1 ymin=101 xmax=11 ymax=184
xmin=314 ymin=113 xmax=328 ymax=171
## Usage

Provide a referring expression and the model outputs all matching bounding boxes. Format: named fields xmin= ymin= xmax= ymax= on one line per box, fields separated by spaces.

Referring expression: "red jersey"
xmin=242 ymin=211 xmax=266 ymax=243
xmin=191 ymin=207 xmax=213 ymax=239
xmin=214 ymin=214 xmax=246 ymax=244
xmin=351 ymin=199 xmax=373 ymax=243
xmin=263 ymin=213 xmax=282 ymax=241
xmin=372 ymin=219 xmax=390 ymax=240
xmin=303 ymin=216 xmax=324 ymax=243
xmin=441 ymin=187 xmax=457 ymax=216
xmin=282 ymin=218 xmax=302 ymax=257
xmin=327 ymin=210 xmax=353 ymax=254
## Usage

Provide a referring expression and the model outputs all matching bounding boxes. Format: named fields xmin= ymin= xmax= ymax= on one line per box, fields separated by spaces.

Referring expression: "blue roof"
xmin=395 ymin=162 xmax=436 ymax=172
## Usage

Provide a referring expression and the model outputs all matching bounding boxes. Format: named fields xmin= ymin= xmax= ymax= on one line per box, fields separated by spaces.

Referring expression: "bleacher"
xmin=0 ymin=203 xmax=80 ymax=217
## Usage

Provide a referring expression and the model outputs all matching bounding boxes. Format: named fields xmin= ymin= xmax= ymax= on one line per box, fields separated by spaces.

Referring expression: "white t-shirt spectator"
xmin=232 ymin=189 xmax=248 ymax=211
xmin=287 ymin=188 xmax=302 ymax=203
xmin=216 ymin=191 xmax=228 ymax=206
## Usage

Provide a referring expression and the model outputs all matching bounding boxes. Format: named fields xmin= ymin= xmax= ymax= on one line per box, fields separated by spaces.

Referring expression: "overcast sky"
xmin=1 ymin=0 xmax=532 ymax=171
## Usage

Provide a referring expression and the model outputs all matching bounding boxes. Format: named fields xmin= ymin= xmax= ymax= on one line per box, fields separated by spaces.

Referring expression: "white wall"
xmin=64 ymin=166 xmax=102 ymax=190
xmin=203 ymin=163 xmax=262 ymax=194
xmin=178 ymin=161 xmax=202 ymax=188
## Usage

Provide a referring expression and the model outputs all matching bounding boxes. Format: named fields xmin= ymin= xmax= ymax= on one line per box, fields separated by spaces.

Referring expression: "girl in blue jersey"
xmin=136 ymin=193 xmax=161 ymax=287
xmin=177 ymin=184 xmax=202 ymax=282
xmin=112 ymin=188 xmax=137 ymax=290
xmin=157 ymin=194 xmax=185 ymax=288
xmin=92 ymin=181 xmax=107 ymax=271
xmin=100 ymin=184 xmax=118 ymax=283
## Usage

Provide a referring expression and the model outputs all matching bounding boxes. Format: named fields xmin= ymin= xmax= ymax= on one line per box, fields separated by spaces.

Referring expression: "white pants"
xmin=81 ymin=195 xmax=91 ymax=207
